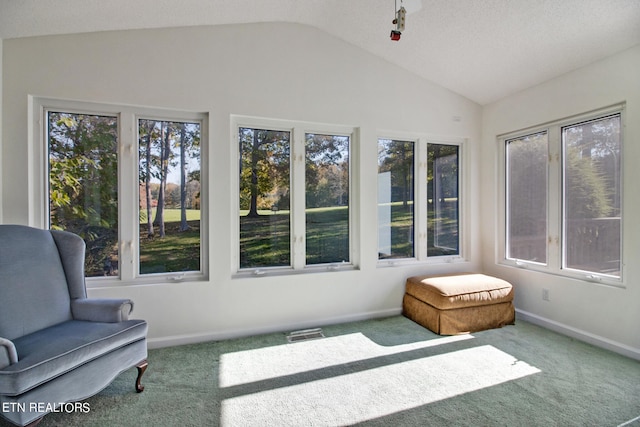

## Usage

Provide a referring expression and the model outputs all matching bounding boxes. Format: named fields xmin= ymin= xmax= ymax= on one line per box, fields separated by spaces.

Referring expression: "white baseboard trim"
xmin=516 ymin=308 xmax=640 ymax=361
xmin=147 ymin=307 xmax=402 ymax=349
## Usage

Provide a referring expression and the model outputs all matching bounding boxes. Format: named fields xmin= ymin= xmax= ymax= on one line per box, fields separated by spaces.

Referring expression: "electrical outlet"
xmin=542 ymin=288 xmax=550 ymax=301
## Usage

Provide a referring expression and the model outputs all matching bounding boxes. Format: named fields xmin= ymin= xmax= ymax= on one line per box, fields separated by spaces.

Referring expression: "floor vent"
xmin=286 ymin=328 xmax=325 ymax=343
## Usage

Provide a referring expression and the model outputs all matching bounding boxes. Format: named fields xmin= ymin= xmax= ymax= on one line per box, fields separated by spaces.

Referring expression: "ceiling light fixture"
xmin=390 ymin=0 xmax=406 ymax=41
xmin=390 ymin=0 xmax=422 ymax=41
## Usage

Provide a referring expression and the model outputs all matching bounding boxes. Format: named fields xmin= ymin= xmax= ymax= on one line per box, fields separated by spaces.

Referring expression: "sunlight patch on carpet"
xmin=219 ymin=334 xmax=541 ymax=426
xmin=219 ymin=332 xmax=473 ymax=387
xmin=618 ymin=415 xmax=640 ymax=427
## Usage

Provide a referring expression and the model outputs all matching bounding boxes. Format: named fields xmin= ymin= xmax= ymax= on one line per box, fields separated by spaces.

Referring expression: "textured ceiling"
xmin=1 ymin=0 xmax=639 ymax=104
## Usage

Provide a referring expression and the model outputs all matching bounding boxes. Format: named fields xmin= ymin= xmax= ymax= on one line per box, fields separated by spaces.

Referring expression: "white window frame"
xmin=231 ymin=115 xmax=359 ymax=277
xmin=498 ymin=104 xmax=624 ymax=287
xmin=30 ymin=97 xmax=209 ymax=286
xmin=376 ymin=133 xmax=467 ymax=267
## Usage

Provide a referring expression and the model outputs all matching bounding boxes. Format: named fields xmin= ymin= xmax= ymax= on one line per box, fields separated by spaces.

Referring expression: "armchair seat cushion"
xmin=0 ymin=319 xmax=147 ymax=396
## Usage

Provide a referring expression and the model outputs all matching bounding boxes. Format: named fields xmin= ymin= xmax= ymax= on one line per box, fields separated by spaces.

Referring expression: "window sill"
xmin=499 ymin=259 xmax=624 ymax=289
xmin=86 ymin=272 xmax=208 ymax=288
xmin=233 ymin=263 xmax=358 ymax=279
xmin=376 ymin=256 xmax=468 ymax=268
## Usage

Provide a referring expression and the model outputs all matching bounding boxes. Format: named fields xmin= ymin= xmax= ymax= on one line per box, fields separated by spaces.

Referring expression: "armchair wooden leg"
xmin=135 ymin=360 xmax=148 ymax=393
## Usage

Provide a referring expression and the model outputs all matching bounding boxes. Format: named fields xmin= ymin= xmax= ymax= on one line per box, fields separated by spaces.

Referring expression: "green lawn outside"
xmin=140 ymin=208 xmax=200 ymax=223
xmin=139 ymin=209 xmax=201 ymax=274
xmin=239 ymin=205 xmax=350 ymax=268
xmin=133 ymin=205 xmax=456 ymax=274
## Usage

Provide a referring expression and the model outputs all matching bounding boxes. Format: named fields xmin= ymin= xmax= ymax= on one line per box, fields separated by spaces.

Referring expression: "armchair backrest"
xmin=0 ymin=225 xmax=86 ymax=340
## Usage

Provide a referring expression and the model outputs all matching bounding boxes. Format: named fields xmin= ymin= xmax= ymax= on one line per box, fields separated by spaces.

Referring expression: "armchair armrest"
xmin=0 ymin=337 xmax=18 ymax=369
xmin=71 ymin=298 xmax=134 ymax=323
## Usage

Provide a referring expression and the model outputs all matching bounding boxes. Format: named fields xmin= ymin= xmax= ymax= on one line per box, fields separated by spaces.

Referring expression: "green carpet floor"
xmin=2 ymin=316 xmax=640 ymax=426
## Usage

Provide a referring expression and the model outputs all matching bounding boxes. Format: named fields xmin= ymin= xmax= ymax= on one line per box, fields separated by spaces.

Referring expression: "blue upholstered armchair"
xmin=0 ymin=225 xmax=148 ymax=427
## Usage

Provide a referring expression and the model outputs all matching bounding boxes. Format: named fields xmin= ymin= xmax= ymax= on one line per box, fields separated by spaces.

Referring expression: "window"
xmin=238 ymin=127 xmax=291 ymax=269
xmin=428 ymin=144 xmax=460 ymax=257
xmin=138 ymin=119 xmax=203 ymax=275
xmin=506 ymin=131 xmax=548 ymax=264
xmin=48 ymin=111 xmax=119 ymax=277
xmin=377 ymin=137 xmax=463 ymax=263
xmin=377 ymin=139 xmax=415 ymax=259
xmin=562 ymin=114 xmax=621 ymax=277
xmin=234 ymin=117 xmax=355 ymax=274
xmin=501 ymin=106 xmax=623 ymax=282
xmin=38 ymin=98 xmax=207 ymax=284
xmin=305 ymin=133 xmax=350 ymax=265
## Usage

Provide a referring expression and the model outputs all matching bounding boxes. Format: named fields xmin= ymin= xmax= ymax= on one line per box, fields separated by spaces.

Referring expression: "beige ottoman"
xmin=402 ymin=273 xmax=515 ymax=335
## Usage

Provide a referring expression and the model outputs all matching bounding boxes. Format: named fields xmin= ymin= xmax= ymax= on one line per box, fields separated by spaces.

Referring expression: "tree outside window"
xmin=48 ymin=111 xmax=119 ymax=277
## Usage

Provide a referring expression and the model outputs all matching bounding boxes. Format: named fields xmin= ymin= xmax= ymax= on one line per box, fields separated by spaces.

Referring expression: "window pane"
xmin=48 ymin=111 xmax=119 ymax=277
xmin=427 ymin=144 xmax=459 ymax=256
xmin=377 ymin=139 xmax=414 ymax=259
xmin=305 ymin=133 xmax=349 ymax=265
xmin=563 ymin=115 xmax=621 ymax=277
xmin=138 ymin=120 xmax=202 ymax=275
xmin=238 ymin=128 xmax=291 ymax=269
xmin=506 ymin=132 xmax=548 ymax=263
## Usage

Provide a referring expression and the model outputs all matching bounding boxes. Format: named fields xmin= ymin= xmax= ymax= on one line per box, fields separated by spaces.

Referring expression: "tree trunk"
xmin=145 ymin=122 xmax=155 ymax=237
xmin=179 ymin=123 xmax=190 ymax=231
xmin=247 ymin=130 xmax=260 ymax=217
xmin=153 ymin=122 xmax=169 ymax=237
xmin=400 ymin=144 xmax=410 ymax=211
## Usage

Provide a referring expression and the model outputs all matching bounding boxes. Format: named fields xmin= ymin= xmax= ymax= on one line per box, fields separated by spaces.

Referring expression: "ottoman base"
xmin=403 ymin=293 xmax=515 ymax=335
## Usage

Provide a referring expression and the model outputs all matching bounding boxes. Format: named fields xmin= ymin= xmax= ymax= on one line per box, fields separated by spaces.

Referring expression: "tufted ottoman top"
xmin=405 ymin=273 xmax=514 ymax=310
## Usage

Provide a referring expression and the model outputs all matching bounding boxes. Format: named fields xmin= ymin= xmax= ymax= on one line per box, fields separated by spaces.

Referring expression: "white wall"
xmin=481 ymin=45 xmax=640 ymax=358
xmin=1 ymin=23 xmax=482 ymax=346
xmin=0 ymin=38 xmax=3 ymax=223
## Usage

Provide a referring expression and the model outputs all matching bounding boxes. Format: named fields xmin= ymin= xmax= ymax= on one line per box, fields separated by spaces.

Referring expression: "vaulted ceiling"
xmin=1 ymin=0 xmax=639 ymax=105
